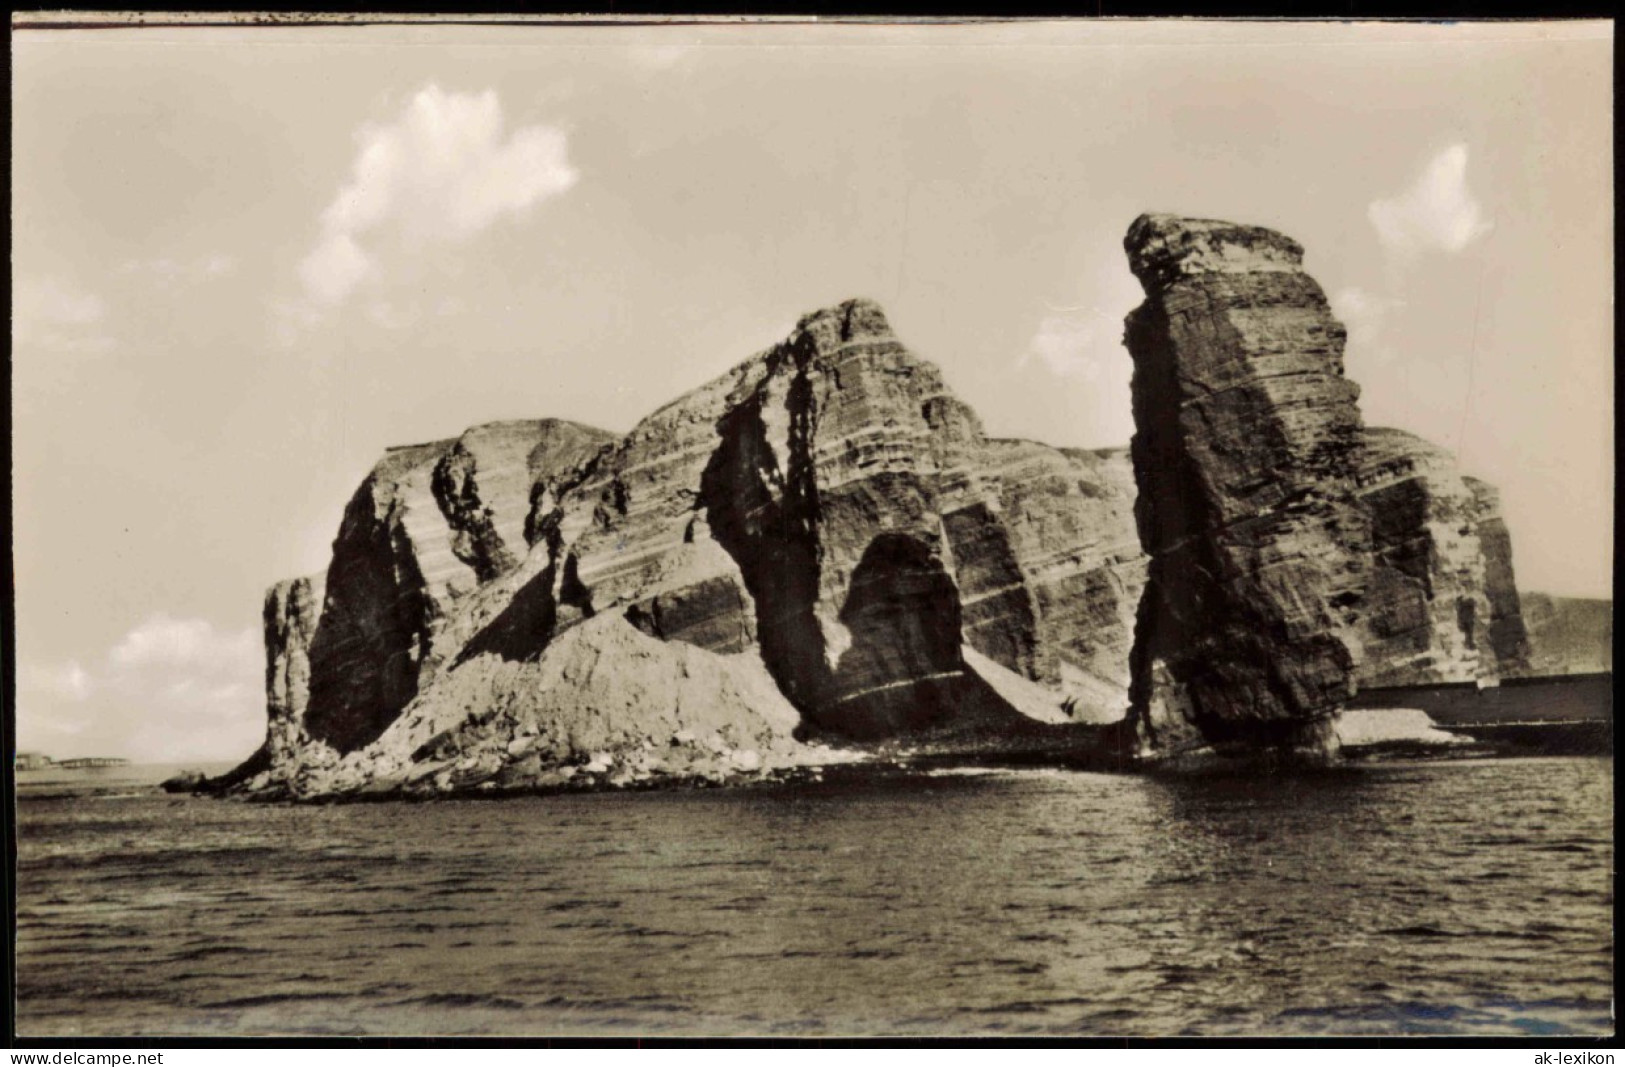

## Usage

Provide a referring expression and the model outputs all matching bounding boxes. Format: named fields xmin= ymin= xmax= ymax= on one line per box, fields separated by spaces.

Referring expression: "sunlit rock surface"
xmin=221 ymin=255 xmax=1549 ymax=795
xmin=1355 ymin=428 xmax=1531 ymax=686
xmin=225 ymin=300 xmax=1142 ymax=798
xmin=299 ymin=420 xmax=615 ymax=755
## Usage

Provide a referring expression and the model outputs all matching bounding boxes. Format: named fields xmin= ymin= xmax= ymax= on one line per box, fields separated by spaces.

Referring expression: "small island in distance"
xmin=174 ymin=213 xmax=1610 ymax=802
xmin=15 ymin=753 xmax=131 ymax=771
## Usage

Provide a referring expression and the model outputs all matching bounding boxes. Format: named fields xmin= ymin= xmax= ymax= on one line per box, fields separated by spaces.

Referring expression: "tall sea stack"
xmin=1122 ymin=214 xmax=1372 ymax=756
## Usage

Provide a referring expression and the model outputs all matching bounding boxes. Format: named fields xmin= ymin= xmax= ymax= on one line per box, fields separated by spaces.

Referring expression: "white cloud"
xmin=295 ymin=84 xmax=578 ymax=312
xmin=268 ymin=297 xmax=326 ymax=348
xmin=1339 ymin=142 xmax=1492 ymax=371
xmin=13 ymin=276 xmax=115 ymax=352
xmin=1368 ymin=143 xmax=1493 ymax=260
xmin=365 ymin=298 xmax=420 ymax=331
xmin=300 ymin=232 xmax=376 ymax=307
xmin=17 ymin=277 xmax=103 ymax=325
xmin=18 ymin=616 xmax=266 ymax=763
xmin=109 ymin=613 xmax=259 ymax=671
xmin=1008 ymin=249 xmax=1145 ymax=446
xmin=1025 ymin=313 xmax=1112 ymax=382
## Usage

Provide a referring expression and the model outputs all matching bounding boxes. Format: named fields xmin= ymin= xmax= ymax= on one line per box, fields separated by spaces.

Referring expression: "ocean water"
xmin=14 ymin=757 xmax=1614 ymax=1037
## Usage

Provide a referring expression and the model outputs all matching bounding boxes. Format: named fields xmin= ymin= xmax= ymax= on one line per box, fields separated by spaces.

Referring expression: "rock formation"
xmin=224 ymin=300 xmax=1145 ymax=799
xmin=1517 ymin=593 xmax=1613 ymax=676
xmin=1095 ymin=426 xmax=1535 ymax=696
xmin=1121 ymin=214 xmax=1372 ymax=755
xmin=216 ymin=224 xmax=1548 ymax=796
xmin=1354 ymin=428 xmax=1531 ymax=686
xmin=262 ymin=574 xmax=325 ymax=768
xmin=202 ymin=573 xmax=325 ymax=792
xmin=1469 ymin=479 xmax=1535 ymax=674
xmin=300 ymin=419 xmax=613 ymax=756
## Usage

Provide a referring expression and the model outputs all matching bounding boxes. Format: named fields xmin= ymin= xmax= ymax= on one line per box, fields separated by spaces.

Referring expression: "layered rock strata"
xmin=202 ymin=573 xmax=327 ymax=792
xmin=1468 ymin=478 xmax=1535 ymax=675
xmin=256 ymin=612 xmax=831 ymax=800
xmin=1354 ymin=428 xmax=1531 ymax=686
xmin=223 ymin=262 xmax=1544 ymax=794
xmin=225 ymin=300 xmax=1145 ymax=799
xmin=262 ymin=574 xmax=325 ymax=768
xmin=1121 ymin=214 xmax=1372 ymax=755
xmin=1095 ymin=427 xmax=1535 ymax=694
xmin=301 ymin=419 xmax=614 ymax=755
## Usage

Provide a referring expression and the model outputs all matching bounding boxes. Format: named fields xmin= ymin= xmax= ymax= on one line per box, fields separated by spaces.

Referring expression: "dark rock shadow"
xmin=698 ymin=334 xmax=833 ymax=716
xmin=303 ymin=490 xmax=435 ymax=755
xmin=826 ymin=532 xmax=967 ymax=737
xmin=452 ymin=564 xmax=560 ymax=666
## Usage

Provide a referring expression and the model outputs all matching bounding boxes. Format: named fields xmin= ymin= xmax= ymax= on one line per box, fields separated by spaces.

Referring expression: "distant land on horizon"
xmin=14 ymin=754 xmax=133 ymax=770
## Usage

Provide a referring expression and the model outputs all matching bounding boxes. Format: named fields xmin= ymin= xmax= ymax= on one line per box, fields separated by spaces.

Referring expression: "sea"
xmin=13 ymin=753 xmax=1615 ymax=1038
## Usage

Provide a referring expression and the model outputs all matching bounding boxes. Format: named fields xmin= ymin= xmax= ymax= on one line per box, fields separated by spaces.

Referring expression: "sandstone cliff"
xmin=1095 ymin=427 xmax=1534 ymax=697
xmin=221 ymin=229 xmax=1546 ymax=794
xmin=262 ymin=573 xmax=325 ymax=769
xmin=1355 ymin=428 xmax=1531 ymax=686
xmin=1517 ymin=593 xmax=1613 ymax=677
xmin=1121 ymin=214 xmax=1372 ymax=756
xmin=226 ymin=300 xmax=1143 ymax=799
xmin=299 ymin=419 xmax=615 ymax=757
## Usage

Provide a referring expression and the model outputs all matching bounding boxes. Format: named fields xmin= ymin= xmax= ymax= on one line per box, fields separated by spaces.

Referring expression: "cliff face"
xmin=231 ymin=252 xmax=1545 ymax=794
xmin=202 ymin=573 xmax=329 ymax=791
xmin=263 ymin=574 xmax=325 ymax=768
xmin=1091 ymin=426 xmax=1535 ymax=697
xmin=974 ymin=443 xmax=1145 ymax=717
xmin=232 ymin=299 xmax=1143 ymax=798
xmin=521 ymin=298 xmax=1151 ymax=740
xmin=299 ymin=420 xmax=615 ymax=756
xmin=1517 ymin=593 xmax=1613 ymax=676
xmin=677 ymin=301 xmax=1142 ymax=737
xmin=1121 ymin=214 xmax=1372 ymax=754
xmin=1468 ymin=478 xmax=1535 ymax=675
xmin=1355 ymin=429 xmax=1531 ymax=686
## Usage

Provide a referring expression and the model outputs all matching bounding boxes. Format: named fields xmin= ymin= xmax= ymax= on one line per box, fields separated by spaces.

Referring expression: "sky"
xmin=12 ymin=18 xmax=1613 ymax=762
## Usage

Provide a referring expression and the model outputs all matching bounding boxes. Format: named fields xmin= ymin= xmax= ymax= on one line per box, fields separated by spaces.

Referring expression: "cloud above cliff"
xmin=110 ymin=614 xmax=259 ymax=670
xmin=18 ymin=615 xmax=263 ymax=763
xmin=1368 ymin=143 xmax=1493 ymax=261
xmin=1008 ymin=251 xmax=1145 ymax=447
xmin=297 ymin=85 xmax=579 ymax=309
xmin=1337 ymin=143 xmax=1493 ymax=371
